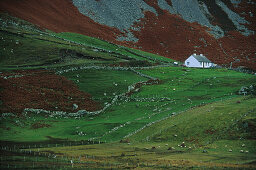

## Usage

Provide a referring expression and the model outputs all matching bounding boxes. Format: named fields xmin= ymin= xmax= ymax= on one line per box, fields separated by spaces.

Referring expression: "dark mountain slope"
xmin=0 ymin=0 xmax=255 ymax=70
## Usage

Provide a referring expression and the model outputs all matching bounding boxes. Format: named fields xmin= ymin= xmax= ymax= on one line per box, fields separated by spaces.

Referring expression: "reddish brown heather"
xmin=0 ymin=0 xmax=121 ymax=42
xmin=129 ymin=11 xmax=256 ymax=70
xmin=30 ymin=122 xmax=51 ymax=129
xmin=231 ymin=1 xmax=256 ymax=32
xmin=0 ymin=70 xmax=101 ymax=115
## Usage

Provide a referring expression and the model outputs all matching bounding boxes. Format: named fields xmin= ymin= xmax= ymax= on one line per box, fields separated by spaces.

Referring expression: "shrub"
xmin=238 ymin=84 xmax=256 ymax=96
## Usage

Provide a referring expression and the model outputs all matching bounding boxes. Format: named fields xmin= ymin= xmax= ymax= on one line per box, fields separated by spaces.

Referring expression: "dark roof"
xmin=193 ymin=54 xmax=211 ymax=63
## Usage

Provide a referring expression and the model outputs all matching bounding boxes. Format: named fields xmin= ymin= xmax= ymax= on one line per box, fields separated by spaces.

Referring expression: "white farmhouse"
xmin=185 ymin=54 xmax=213 ymax=68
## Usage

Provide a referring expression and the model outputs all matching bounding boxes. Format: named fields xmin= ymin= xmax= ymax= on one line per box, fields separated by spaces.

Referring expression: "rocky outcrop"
xmin=72 ymin=0 xmax=254 ymax=38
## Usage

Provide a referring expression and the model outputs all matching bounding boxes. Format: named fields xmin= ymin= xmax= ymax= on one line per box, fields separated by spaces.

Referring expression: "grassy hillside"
xmin=55 ymin=32 xmax=175 ymax=63
xmin=1 ymin=67 xmax=255 ymax=143
xmin=20 ymin=96 xmax=255 ymax=169
xmin=129 ymin=96 xmax=256 ymax=143
xmin=0 ymin=13 xmax=174 ymax=70
xmin=61 ymin=69 xmax=148 ymax=103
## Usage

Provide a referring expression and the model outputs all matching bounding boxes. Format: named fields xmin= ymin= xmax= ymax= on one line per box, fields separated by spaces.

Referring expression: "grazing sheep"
xmin=180 ymin=142 xmax=186 ymax=148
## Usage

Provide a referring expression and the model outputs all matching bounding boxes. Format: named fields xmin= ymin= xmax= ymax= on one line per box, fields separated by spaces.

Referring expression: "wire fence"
xmin=0 ymin=146 xmax=163 ymax=169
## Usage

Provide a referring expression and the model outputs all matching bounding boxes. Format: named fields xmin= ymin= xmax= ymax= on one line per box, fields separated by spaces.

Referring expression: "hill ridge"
xmin=0 ymin=0 xmax=255 ymax=70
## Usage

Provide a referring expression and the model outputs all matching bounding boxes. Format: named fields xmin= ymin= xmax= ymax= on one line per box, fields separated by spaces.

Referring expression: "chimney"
xmin=193 ymin=53 xmax=196 ymax=56
xmin=200 ymin=54 xmax=203 ymax=56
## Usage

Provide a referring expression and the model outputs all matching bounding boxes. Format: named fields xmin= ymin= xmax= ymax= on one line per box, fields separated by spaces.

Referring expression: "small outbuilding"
xmin=185 ymin=54 xmax=214 ymax=68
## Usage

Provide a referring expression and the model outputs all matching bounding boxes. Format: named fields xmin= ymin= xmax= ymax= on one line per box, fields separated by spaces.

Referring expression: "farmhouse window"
xmin=187 ymin=62 xmax=190 ymax=65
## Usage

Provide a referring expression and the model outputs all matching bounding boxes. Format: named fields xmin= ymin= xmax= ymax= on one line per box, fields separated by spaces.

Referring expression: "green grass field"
xmin=0 ymin=13 xmax=173 ymax=71
xmin=54 ymin=32 xmax=175 ymax=64
xmin=61 ymin=69 xmax=148 ymax=102
xmin=24 ymin=96 xmax=255 ymax=169
xmin=1 ymin=67 xmax=255 ymax=143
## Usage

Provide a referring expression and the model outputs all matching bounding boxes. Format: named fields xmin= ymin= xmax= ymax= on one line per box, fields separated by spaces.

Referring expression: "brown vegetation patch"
xmin=128 ymin=10 xmax=256 ymax=70
xmin=204 ymin=128 xmax=217 ymax=135
xmin=184 ymin=136 xmax=200 ymax=144
xmin=120 ymin=139 xmax=130 ymax=143
xmin=0 ymin=0 xmax=121 ymax=42
xmin=0 ymin=70 xmax=101 ymax=115
xmin=30 ymin=122 xmax=51 ymax=129
xmin=0 ymin=126 xmax=11 ymax=131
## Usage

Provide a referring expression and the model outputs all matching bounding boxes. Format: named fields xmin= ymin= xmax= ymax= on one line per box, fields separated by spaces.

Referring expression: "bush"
xmin=120 ymin=138 xmax=130 ymax=143
xmin=238 ymin=84 xmax=256 ymax=96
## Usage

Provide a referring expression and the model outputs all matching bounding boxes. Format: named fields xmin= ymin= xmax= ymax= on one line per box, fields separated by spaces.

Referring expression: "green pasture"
xmin=0 ymin=13 xmax=175 ymax=71
xmin=1 ymin=67 xmax=255 ymax=143
xmin=55 ymin=32 xmax=175 ymax=63
xmin=26 ymin=96 xmax=255 ymax=169
xmin=0 ymin=28 xmax=124 ymax=69
xmin=61 ymin=69 xmax=148 ymax=102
